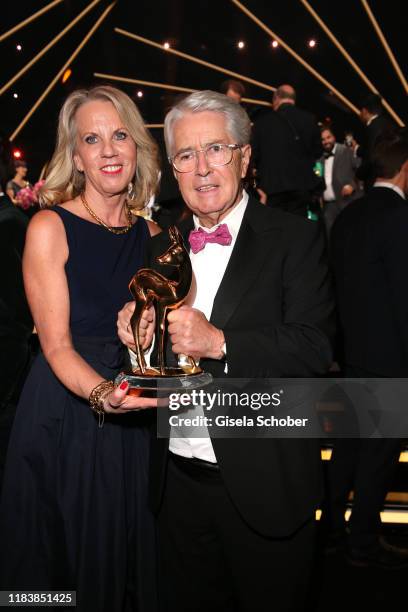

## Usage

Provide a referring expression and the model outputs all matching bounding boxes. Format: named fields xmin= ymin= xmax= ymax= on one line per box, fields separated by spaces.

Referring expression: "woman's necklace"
xmin=80 ymin=193 xmax=133 ymax=235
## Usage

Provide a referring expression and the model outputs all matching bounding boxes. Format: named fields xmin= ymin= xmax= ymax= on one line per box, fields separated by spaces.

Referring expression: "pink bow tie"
xmin=188 ymin=224 xmax=232 ymax=254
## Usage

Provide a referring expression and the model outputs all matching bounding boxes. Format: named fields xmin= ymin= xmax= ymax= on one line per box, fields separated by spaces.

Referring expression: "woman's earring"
xmin=127 ymin=181 xmax=136 ymax=201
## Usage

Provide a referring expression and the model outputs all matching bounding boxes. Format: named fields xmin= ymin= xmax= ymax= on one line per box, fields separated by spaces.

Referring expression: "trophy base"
xmin=115 ymin=368 xmax=213 ymax=394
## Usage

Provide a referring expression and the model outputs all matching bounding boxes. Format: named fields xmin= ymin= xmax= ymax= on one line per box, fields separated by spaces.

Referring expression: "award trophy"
xmin=116 ymin=226 xmax=212 ymax=394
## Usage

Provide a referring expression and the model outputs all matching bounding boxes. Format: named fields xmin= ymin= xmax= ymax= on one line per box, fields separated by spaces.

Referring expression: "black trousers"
xmin=322 ymin=365 xmax=402 ymax=550
xmin=323 ymin=437 xmax=401 ymax=549
xmin=157 ymin=454 xmax=316 ymax=612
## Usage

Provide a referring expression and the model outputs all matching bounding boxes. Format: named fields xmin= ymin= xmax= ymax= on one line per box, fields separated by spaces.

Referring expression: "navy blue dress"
xmin=0 ymin=208 xmax=157 ymax=611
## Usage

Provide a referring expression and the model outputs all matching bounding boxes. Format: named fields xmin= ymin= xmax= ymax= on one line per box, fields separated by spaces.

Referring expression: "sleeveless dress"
xmin=0 ymin=207 xmax=157 ymax=611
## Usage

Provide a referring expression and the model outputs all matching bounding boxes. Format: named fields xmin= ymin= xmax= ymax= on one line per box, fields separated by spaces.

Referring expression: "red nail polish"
xmin=120 ymin=381 xmax=128 ymax=390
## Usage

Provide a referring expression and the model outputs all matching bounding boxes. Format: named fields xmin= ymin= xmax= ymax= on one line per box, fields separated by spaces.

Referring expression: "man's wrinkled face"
xmin=171 ymin=111 xmax=250 ymax=227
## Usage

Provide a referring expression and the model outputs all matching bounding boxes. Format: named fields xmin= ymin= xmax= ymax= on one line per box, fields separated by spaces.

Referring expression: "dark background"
xmin=1 ymin=0 xmax=406 ymax=200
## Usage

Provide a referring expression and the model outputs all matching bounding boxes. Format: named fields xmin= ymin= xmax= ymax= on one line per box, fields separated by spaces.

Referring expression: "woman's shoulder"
xmin=25 ymin=208 xmax=69 ymax=262
xmin=27 ymin=207 xmax=67 ymax=237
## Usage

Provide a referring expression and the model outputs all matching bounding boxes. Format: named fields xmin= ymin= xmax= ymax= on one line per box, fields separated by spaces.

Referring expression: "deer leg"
xmin=156 ymin=303 xmax=168 ymax=376
xmin=130 ymin=294 xmax=148 ymax=374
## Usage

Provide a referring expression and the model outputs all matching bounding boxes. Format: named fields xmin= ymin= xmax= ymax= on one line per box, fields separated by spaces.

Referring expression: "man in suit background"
xmin=326 ymin=129 xmax=408 ymax=569
xmin=319 ymin=127 xmax=362 ymax=236
xmin=220 ymin=78 xmax=246 ymax=104
xmin=119 ymin=90 xmax=334 ymax=611
xmin=356 ymin=93 xmax=396 ymax=190
xmin=0 ymin=188 xmax=33 ymax=484
xmin=252 ymin=84 xmax=323 ymax=217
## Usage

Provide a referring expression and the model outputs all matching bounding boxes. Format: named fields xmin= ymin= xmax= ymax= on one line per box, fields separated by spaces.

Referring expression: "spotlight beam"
xmin=299 ymin=0 xmax=404 ymax=126
xmin=0 ymin=0 xmax=102 ymax=97
xmin=95 ymin=73 xmax=195 ymax=94
xmin=0 ymin=0 xmax=64 ymax=42
xmin=10 ymin=2 xmax=116 ymax=142
xmin=229 ymin=0 xmax=359 ymax=115
xmin=360 ymin=0 xmax=408 ymax=96
xmin=115 ymin=28 xmax=276 ymax=93
xmin=93 ymin=72 xmax=271 ymax=106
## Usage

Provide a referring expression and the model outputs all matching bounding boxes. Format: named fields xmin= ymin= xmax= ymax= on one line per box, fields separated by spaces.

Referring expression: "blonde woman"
xmin=0 ymin=86 xmax=160 ymax=611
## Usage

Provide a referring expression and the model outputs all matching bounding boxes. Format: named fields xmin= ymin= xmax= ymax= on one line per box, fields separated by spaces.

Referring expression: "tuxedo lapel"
xmin=179 ymin=216 xmax=194 ymax=248
xmin=332 ymin=147 xmax=340 ymax=174
xmin=168 ymin=199 xmax=280 ymax=331
xmin=210 ymin=199 xmax=280 ymax=330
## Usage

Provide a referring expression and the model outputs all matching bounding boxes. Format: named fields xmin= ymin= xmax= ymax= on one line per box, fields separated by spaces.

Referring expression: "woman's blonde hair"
xmin=40 ymin=85 xmax=160 ymax=210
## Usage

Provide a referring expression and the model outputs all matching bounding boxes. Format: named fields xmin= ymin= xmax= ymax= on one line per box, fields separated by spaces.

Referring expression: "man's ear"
xmin=400 ymin=159 xmax=408 ymax=191
xmin=240 ymin=144 xmax=251 ymax=179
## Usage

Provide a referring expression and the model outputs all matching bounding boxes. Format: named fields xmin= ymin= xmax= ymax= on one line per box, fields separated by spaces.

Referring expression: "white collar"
xmin=193 ymin=190 xmax=249 ymax=241
xmin=366 ymin=114 xmax=379 ymax=126
xmin=374 ymin=181 xmax=406 ymax=200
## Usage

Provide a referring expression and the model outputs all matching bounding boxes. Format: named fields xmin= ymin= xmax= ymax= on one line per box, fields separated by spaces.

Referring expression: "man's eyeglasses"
xmin=169 ymin=143 xmax=242 ymax=173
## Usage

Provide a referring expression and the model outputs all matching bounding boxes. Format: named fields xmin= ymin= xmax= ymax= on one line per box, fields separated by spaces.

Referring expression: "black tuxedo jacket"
xmin=319 ymin=143 xmax=362 ymax=206
xmin=0 ymin=195 xmax=32 ymax=341
xmin=148 ymin=197 xmax=334 ymax=537
xmin=331 ymin=186 xmax=408 ymax=376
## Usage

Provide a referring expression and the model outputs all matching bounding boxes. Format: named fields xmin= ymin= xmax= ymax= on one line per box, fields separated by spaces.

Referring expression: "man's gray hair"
xmin=164 ymin=90 xmax=251 ymax=157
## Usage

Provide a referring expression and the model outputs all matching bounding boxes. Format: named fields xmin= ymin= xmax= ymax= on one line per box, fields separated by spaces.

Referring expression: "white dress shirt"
xmin=373 ymin=181 xmax=406 ymax=200
xmin=323 ymin=144 xmax=337 ymax=203
xmin=169 ymin=190 xmax=249 ymax=462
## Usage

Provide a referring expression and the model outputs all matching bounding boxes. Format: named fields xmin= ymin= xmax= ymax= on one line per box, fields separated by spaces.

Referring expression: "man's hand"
xmin=117 ymin=302 xmax=155 ymax=351
xmin=341 ymin=184 xmax=354 ymax=197
xmin=167 ymin=305 xmax=225 ymax=360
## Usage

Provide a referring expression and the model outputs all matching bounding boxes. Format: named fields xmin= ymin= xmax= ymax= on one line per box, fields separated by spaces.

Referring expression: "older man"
xmin=119 ymin=91 xmax=334 ymax=612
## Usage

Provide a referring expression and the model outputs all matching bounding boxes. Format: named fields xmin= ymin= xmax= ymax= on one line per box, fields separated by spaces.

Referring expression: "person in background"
xmin=6 ymin=160 xmax=29 ymax=203
xmin=326 ymin=129 xmax=408 ymax=569
xmin=0 ymin=187 xmax=33 ymax=485
xmin=319 ymin=126 xmax=362 ymax=237
xmin=0 ymin=85 xmax=160 ymax=611
xmin=356 ymin=93 xmax=396 ymax=190
xmin=220 ymin=79 xmax=246 ymax=104
xmin=252 ymin=84 xmax=322 ymax=216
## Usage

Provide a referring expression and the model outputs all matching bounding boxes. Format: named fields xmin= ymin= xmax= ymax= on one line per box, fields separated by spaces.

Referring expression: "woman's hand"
xmin=117 ymin=302 xmax=155 ymax=351
xmin=103 ymin=380 xmax=158 ymax=413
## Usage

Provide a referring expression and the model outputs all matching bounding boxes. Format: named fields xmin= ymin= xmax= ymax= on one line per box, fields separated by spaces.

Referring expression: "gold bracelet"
xmin=89 ymin=380 xmax=115 ymax=427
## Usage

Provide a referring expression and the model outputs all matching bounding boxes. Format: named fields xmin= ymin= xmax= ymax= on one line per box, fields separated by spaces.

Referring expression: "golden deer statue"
xmin=128 ymin=226 xmax=200 ymax=376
